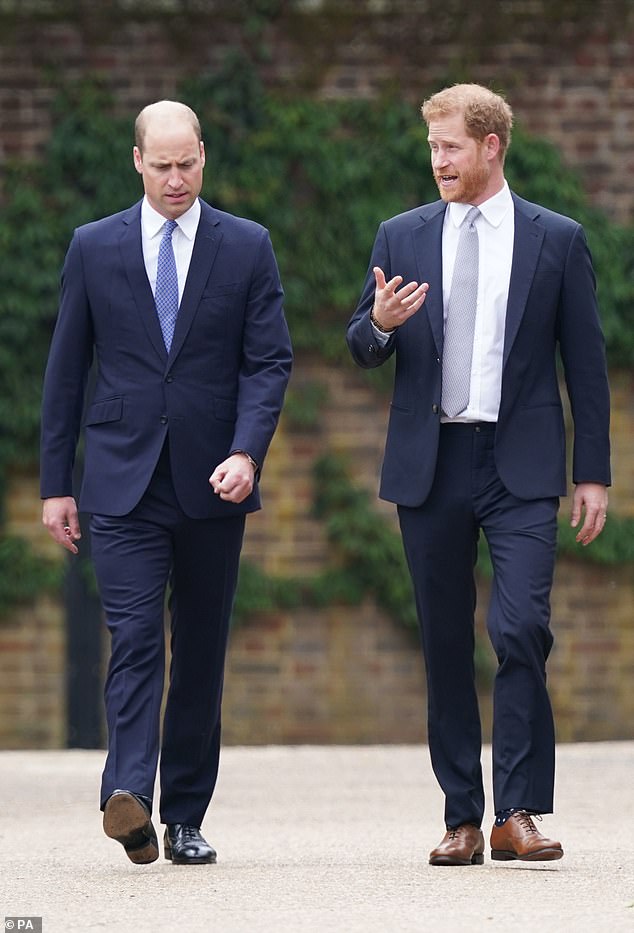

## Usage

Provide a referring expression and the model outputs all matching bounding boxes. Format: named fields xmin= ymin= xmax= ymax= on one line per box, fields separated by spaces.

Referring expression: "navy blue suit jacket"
xmin=347 ymin=193 xmax=610 ymax=507
xmin=41 ymin=198 xmax=292 ymax=518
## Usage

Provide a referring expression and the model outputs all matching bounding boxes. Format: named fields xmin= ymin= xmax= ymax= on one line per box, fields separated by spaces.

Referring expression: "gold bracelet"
xmin=370 ymin=308 xmax=396 ymax=335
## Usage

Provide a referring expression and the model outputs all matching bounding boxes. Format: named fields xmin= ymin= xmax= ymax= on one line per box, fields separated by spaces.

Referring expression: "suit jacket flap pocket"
xmin=84 ymin=396 xmax=123 ymax=426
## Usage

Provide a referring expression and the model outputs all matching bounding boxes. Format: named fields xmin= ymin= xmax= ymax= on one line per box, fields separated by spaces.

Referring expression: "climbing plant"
xmin=1 ymin=56 xmax=632 ymax=618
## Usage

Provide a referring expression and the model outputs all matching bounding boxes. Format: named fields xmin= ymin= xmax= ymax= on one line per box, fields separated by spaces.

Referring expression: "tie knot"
xmin=163 ymin=219 xmax=178 ymax=238
xmin=464 ymin=206 xmax=480 ymax=229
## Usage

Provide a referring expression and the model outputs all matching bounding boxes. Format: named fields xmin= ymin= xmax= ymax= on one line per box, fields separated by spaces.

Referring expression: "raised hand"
xmin=371 ymin=266 xmax=429 ymax=332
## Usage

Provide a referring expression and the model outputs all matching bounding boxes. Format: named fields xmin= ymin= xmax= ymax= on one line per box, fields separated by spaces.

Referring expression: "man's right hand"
xmin=42 ymin=496 xmax=81 ymax=554
xmin=371 ymin=266 xmax=429 ymax=331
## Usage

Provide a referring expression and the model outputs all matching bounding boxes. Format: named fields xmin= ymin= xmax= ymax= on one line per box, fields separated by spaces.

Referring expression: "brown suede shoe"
xmin=429 ymin=824 xmax=485 ymax=866
xmin=490 ymin=811 xmax=563 ymax=861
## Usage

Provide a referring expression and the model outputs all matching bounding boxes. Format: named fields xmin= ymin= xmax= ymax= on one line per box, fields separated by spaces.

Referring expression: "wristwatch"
xmin=231 ymin=449 xmax=259 ymax=473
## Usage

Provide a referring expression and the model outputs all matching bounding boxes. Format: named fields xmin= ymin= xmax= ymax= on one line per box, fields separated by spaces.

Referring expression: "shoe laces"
xmin=514 ymin=811 xmax=542 ymax=833
xmin=179 ymin=824 xmax=201 ymax=842
xmin=447 ymin=825 xmax=472 ymax=840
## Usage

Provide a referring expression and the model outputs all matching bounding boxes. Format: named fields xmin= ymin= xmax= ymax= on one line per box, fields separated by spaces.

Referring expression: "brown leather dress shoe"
xmin=429 ymin=824 xmax=485 ymax=866
xmin=490 ymin=811 xmax=564 ymax=861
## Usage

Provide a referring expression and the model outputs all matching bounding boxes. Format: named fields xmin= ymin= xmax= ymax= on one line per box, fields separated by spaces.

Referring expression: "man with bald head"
xmin=41 ymin=100 xmax=292 ymax=865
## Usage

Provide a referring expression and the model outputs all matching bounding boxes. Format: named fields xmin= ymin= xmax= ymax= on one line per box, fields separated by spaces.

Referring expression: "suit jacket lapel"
xmin=120 ymin=202 xmax=168 ymax=363
xmin=411 ymin=204 xmax=446 ymax=357
xmin=168 ymin=203 xmax=222 ymax=363
xmin=504 ymin=197 xmax=545 ymax=366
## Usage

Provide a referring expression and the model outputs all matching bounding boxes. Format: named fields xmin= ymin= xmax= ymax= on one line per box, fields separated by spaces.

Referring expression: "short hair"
xmin=421 ymin=84 xmax=514 ymax=159
xmin=134 ymin=100 xmax=202 ymax=152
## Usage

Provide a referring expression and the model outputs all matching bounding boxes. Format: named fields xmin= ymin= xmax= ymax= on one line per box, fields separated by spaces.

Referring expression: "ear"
xmin=133 ymin=146 xmax=144 ymax=175
xmin=485 ymin=133 xmax=501 ymax=161
xmin=199 ymin=140 xmax=206 ymax=167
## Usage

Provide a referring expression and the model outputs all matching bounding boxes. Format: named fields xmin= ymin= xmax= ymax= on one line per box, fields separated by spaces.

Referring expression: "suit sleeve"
xmin=346 ymin=222 xmax=398 ymax=369
xmin=40 ymin=231 xmax=94 ymax=498
xmin=230 ymin=229 xmax=292 ymax=469
xmin=558 ymin=224 xmax=611 ymax=486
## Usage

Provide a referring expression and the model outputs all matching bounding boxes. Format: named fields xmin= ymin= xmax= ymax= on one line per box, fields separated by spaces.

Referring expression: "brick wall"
xmin=3 ymin=353 xmax=631 ymax=747
xmin=223 ymin=603 xmax=427 ymax=745
xmin=1 ymin=1 xmax=633 ymax=746
xmin=0 ymin=597 xmax=65 ymax=748
xmin=2 ymin=2 xmax=634 ymax=222
xmin=223 ymin=355 xmax=634 ymax=745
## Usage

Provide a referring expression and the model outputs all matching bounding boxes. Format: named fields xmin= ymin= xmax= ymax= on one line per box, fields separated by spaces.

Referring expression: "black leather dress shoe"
xmin=103 ymin=789 xmax=158 ymax=864
xmin=164 ymin=824 xmax=217 ymax=864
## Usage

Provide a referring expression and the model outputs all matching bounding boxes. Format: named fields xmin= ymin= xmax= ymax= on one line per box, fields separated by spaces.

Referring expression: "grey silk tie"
xmin=441 ymin=206 xmax=480 ymax=418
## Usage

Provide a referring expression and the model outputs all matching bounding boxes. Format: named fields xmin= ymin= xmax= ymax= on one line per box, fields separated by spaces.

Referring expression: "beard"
xmin=435 ymin=155 xmax=491 ymax=204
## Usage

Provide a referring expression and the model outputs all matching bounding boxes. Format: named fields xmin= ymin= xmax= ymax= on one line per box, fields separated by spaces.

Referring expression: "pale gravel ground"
xmin=1 ymin=743 xmax=633 ymax=933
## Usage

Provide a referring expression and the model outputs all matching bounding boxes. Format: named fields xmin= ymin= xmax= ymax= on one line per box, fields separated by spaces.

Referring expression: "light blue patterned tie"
xmin=155 ymin=219 xmax=179 ymax=352
xmin=442 ymin=206 xmax=480 ymax=418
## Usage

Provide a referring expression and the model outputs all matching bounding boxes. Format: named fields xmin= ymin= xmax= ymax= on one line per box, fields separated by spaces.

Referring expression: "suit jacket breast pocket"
xmin=197 ymin=283 xmax=244 ymax=338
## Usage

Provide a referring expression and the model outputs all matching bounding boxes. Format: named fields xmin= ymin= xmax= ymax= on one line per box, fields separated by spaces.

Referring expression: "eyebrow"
xmin=150 ymin=156 xmax=198 ymax=166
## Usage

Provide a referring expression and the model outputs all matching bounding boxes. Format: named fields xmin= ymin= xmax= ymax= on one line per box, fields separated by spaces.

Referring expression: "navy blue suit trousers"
xmin=398 ymin=423 xmax=558 ymax=828
xmin=91 ymin=441 xmax=245 ymax=826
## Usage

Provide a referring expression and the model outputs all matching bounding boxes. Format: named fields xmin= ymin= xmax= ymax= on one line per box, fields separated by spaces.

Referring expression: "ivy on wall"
xmin=1 ymin=57 xmax=633 ymax=620
xmin=0 ymin=535 xmax=62 ymax=620
xmin=232 ymin=455 xmax=418 ymax=628
xmin=234 ymin=452 xmax=634 ymax=682
xmin=232 ymin=453 xmax=634 ymax=623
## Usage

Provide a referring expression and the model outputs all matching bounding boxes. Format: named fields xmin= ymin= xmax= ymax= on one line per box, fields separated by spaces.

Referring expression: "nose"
xmin=167 ymin=167 xmax=183 ymax=188
xmin=432 ymin=148 xmax=448 ymax=170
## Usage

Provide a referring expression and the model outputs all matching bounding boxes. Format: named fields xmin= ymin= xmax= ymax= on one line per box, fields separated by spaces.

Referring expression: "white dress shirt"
xmin=140 ymin=196 xmax=201 ymax=304
xmin=441 ymin=182 xmax=514 ymax=421
xmin=372 ymin=181 xmax=515 ymax=422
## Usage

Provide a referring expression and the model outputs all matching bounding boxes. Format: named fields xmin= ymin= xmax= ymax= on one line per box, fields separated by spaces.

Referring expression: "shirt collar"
xmin=141 ymin=196 xmax=201 ymax=240
xmin=447 ymin=180 xmax=513 ymax=230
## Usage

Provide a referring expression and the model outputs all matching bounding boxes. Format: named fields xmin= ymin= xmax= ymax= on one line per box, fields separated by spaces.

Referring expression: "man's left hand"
xmin=571 ymin=482 xmax=608 ymax=546
xmin=209 ymin=453 xmax=255 ymax=504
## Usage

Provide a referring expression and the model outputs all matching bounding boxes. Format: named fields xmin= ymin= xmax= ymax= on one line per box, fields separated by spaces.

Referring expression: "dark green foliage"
xmin=0 ymin=535 xmax=62 ymax=619
xmin=233 ymin=560 xmax=364 ymax=621
xmin=478 ymin=511 xmax=634 ymax=578
xmin=506 ymin=129 xmax=634 ymax=364
xmin=0 ymin=57 xmax=632 ymax=619
xmin=1 ymin=59 xmax=632 ymax=470
xmin=0 ymin=81 xmax=137 ymax=477
xmin=283 ymin=381 xmax=330 ymax=430
xmin=235 ymin=453 xmax=634 ymax=631
xmin=232 ymin=453 xmax=413 ymax=626
xmin=312 ymin=454 xmax=419 ymax=628
xmin=557 ymin=514 xmax=634 ymax=564
xmin=183 ymin=61 xmax=436 ymax=358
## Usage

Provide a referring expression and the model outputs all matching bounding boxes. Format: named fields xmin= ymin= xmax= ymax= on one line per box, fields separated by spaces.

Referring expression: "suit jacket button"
xmin=160 ymin=415 xmax=168 ymax=424
xmin=432 ymin=404 xmax=439 ymax=414
xmin=165 ymin=374 xmax=174 ymax=383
